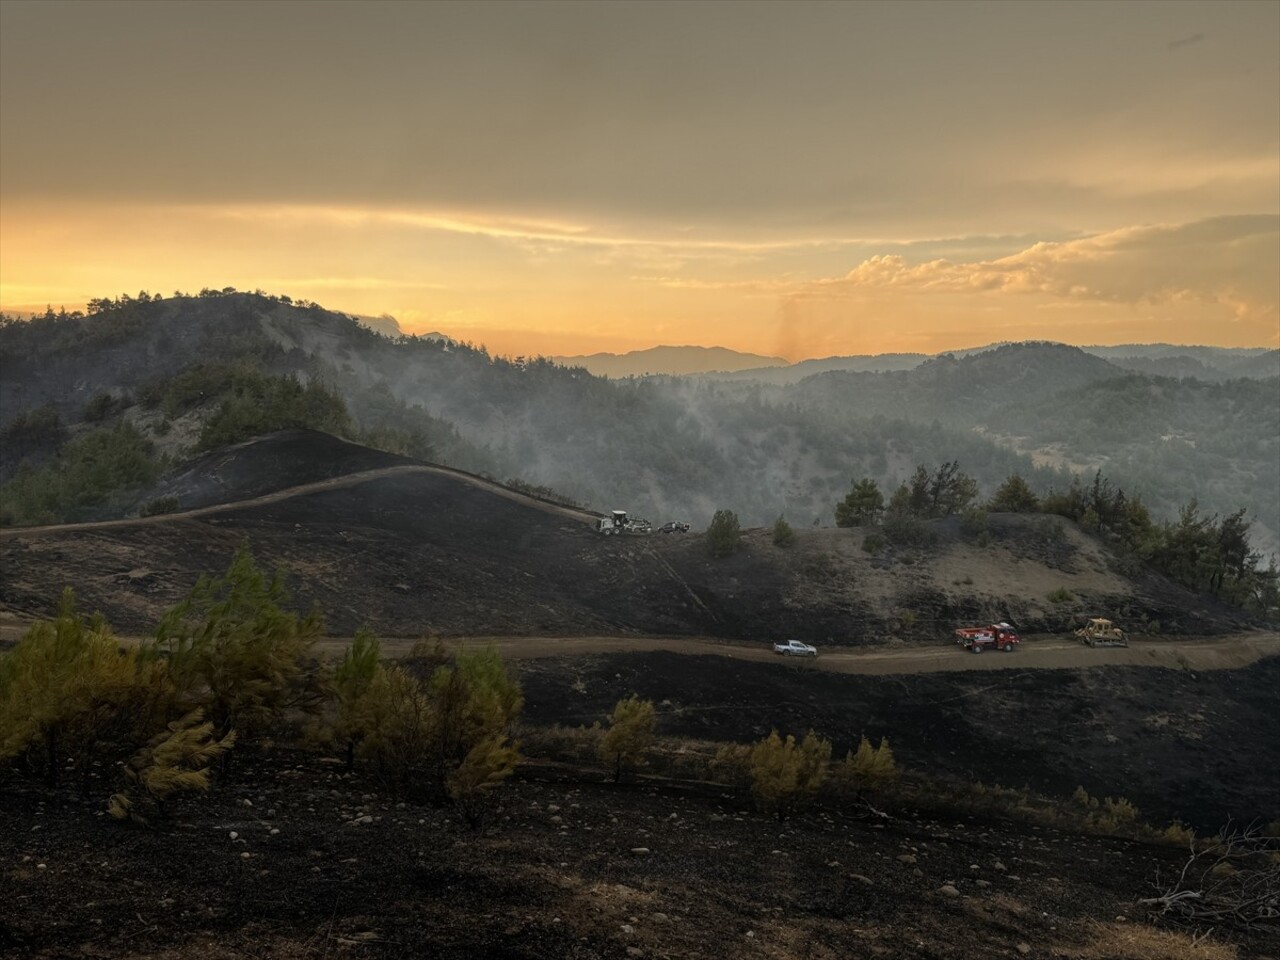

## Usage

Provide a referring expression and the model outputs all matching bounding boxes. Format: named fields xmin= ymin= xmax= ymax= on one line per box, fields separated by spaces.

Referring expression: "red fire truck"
xmin=954 ymin=622 xmax=1021 ymax=653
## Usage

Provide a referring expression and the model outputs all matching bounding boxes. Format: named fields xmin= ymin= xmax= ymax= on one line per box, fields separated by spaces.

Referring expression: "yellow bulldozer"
xmin=1075 ymin=618 xmax=1129 ymax=648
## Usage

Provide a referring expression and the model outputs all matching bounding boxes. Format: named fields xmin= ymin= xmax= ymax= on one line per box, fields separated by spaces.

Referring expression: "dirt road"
xmin=0 ymin=463 xmax=602 ymax=539
xmin=2 ymin=593 xmax=1272 ymax=676
xmin=310 ymin=631 xmax=1280 ymax=675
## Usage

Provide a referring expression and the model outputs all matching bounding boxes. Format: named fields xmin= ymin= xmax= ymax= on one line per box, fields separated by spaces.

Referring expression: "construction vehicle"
xmin=596 ymin=509 xmax=652 ymax=536
xmin=1076 ymin=618 xmax=1128 ymax=648
xmin=954 ymin=622 xmax=1020 ymax=653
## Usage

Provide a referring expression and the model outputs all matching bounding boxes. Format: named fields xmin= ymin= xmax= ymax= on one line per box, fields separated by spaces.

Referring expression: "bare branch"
xmin=1139 ymin=821 xmax=1280 ymax=933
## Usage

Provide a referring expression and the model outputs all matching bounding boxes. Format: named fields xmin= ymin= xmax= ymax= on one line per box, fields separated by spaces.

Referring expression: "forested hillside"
xmin=2 ymin=291 xmax=1276 ymax=557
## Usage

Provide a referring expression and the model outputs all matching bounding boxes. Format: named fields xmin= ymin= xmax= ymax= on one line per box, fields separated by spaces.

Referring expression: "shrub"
xmin=748 ymin=730 xmax=831 ymax=821
xmin=1063 ymin=792 xmax=1145 ymax=836
xmin=801 ymin=551 xmax=837 ymax=579
xmin=960 ymin=508 xmax=989 ymax=539
xmin=1100 ymin=795 xmax=1140 ymax=826
xmin=882 ymin=513 xmax=937 ymax=548
xmin=771 ymin=515 xmax=796 ymax=548
xmin=1035 ymin=517 xmax=1066 ymax=541
xmin=83 ymin=392 xmax=119 ymax=422
xmin=706 ymin=509 xmax=742 ymax=558
xmin=862 ymin=533 xmax=886 ymax=554
xmin=0 ymin=590 xmax=169 ymax=791
xmin=140 ymin=496 xmax=181 ymax=517
xmin=1048 ymin=587 xmax=1075 ymax=603
xmin=598 ymin=695 xmax=656 ymax=782
xmin=357 ymin=646 xmax=522 ymax=820
xmin=709 ymin=742 xmax=753 ymax=795
xmin=356 ymin=664 xmax=435 ymax=795
xmin=834 ymin=735 xmax=898 ymax=795
xmin=503 ymin=477 xmax=581 ymax=508
xmin=1072 ymin=785 xmax=1100 ymax=810
xmin=1162 ymin=821 xmax=1196 ymax=847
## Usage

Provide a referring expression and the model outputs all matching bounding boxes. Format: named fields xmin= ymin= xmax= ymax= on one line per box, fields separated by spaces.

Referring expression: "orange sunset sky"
xmin=1 ymin=1 xmax=1277 ymax=359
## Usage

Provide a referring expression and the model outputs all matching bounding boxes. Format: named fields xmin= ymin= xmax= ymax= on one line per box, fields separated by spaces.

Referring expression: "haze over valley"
xmin=2 ymin=3 xmax=1278 ymax=959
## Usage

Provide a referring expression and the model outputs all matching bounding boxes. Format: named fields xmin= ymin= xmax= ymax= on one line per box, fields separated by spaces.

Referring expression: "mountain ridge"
xmin=549 ymin=343 xmax=787 ymax=377
xmin=2 ymin=291 xmax=1276 ymax=556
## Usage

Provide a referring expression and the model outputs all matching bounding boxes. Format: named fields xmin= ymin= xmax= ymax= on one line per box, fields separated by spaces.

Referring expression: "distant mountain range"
xmin=546 ymin=340 xmax=1278 ymax=382
xmin=2 ymin=292 xmax=1276 ymax=558
xmin=550 ymin=344 xmax=786 ymax=377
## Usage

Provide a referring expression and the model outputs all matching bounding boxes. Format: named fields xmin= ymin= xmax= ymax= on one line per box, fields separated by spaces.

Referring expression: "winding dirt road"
xmin=0 ymin=602 xmax=1272 ymax=675
xmin=3 ymin=466 xmax=1275 ymax=676
xmin=309 ymin=631 xmax=1280 ymax=676
xmin=0 ymin=464 xmax=603 ymax=540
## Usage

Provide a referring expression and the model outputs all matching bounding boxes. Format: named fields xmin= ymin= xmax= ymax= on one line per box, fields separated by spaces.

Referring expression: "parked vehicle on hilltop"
xmin=596 ymin=509 xmax=652 ymax=535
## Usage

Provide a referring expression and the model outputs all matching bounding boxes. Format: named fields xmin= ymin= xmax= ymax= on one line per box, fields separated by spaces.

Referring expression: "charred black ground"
xmin=2 ymin=431 xmax=1277 ymax=959
xmin=517 ymin=652 xmax=1280 ymax=830
xmin=126 ymin=430 xmax=418 ymax=514
xmin=0 ymin=431 xmax=1252 ymax=641
xmin=2 ymin=749 xmax=1257 ymax=960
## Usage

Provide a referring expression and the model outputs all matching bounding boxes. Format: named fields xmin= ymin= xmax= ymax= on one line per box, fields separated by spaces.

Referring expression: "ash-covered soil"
xmin=2 ymin=750 xmax=1260 ymax=960
xmin=125 ymin=430 xmax=419 ymax=514
xmin=516 ymin=652 xmax=1280 ymax=830
xmin=0 ymin=433 xmax=1250 ymax=642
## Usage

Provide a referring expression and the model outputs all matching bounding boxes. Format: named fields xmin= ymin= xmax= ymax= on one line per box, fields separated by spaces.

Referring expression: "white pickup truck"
xmin=773 ymin=640 xmax=818 ymax=657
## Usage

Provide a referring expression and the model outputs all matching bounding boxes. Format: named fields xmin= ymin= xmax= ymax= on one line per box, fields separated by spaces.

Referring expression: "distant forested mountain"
xmin=549 ymin=344 xmax=787 ymax=377
xmin=787 ymin=350 xmax=1279 ymax=555
xmin=2 ymin=291 xmax=1276 ymax=556
xmin=1079 ymin=344 xmax=1280 ymax=381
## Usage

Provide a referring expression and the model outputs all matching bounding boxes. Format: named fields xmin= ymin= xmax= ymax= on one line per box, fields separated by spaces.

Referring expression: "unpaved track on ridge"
xmin=315 ymin=631 xmax=1280 ymax=675
xmin=0 ymin=464 xmax=602 ymax=539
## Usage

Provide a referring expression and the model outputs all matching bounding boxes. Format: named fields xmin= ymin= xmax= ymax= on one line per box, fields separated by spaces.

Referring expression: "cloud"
xmin=1168 ymin=32 xmax=1205 ymax=50
xmin=807 ymin=216 xmax=1279 ymax=322
xmin=255 ymin=276 xmax=448 ymax=292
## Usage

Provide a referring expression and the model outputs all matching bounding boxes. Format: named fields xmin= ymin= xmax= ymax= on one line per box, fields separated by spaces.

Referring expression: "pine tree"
xmin=988 ymin=473 xmax=1040 ymax=513
xmin=448 ymin=734 xmax=520 ymax=829
xmin=109 ymin=709 xmax=236 ymax=823
xmin=835 ymin=735 xmax=898 ymax=794
xmin=598 ymin=695 xmax=656 ymax=782
xmin=332 ymin=627 xmax=381 ymax=771
xmin=748 ymin=729 xmax=831 ymax=821
xmin=834 ymin=478 xmax=884 ymax=527
xmin=356 ymin=646 xmax=523 ymax=810
xmin=706 ymin=509 xmax=742 ymax=558
xmin=155 ymin=542 xmax=324 ymax=745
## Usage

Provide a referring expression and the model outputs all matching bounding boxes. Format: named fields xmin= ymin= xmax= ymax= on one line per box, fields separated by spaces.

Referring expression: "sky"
xmin=1 ymin=0 xmax=1277 ymax=359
